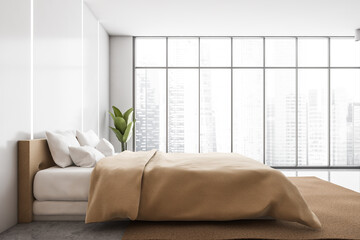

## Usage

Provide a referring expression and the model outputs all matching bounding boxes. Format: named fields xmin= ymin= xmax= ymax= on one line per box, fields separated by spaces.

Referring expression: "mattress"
xmin=34 ymin=166 xmax=93 ymax=201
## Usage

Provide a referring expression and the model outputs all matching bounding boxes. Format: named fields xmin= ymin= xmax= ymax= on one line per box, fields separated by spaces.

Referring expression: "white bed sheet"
xmin=34 ymin=166 xmax=93 ymax=201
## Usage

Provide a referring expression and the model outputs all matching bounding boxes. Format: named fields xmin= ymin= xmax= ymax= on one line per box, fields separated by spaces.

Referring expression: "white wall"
xmin=0 ymin=0 xmax=109 ymax=233
xmin=33 ymin=0 xmax=83 ymax=137
xmin=109 ymin=37 xmax=133 ymax=152
xmin=0 ymin=0 xmax=31 ymax=233
xmin=33 ymin=1 xmax=110 ymax=138
xmin=83 ymin=4 xmax=110 ymax=139
xmin=83 ymin=4 xmax=99 ymax=134
xmin=99 ymin=26 xmax=110 ymax=139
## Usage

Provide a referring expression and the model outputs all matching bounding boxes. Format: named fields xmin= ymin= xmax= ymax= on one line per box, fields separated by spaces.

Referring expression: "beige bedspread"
xmin=85 ymin=150 xmax=321 ymax=229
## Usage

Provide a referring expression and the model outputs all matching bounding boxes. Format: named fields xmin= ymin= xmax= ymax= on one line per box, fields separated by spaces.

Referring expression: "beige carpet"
xmin=123 ymin=177 xmax=360 ymax=240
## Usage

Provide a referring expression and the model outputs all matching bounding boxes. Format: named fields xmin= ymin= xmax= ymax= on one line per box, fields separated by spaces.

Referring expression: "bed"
xmin=18 ymin=139 xmax=320 ymax=228
xmin=18 ymin=139 xmax=360 ymax=239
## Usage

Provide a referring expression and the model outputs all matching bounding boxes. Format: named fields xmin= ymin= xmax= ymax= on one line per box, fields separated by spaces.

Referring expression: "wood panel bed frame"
xmin=18 ymin=139 xmax=55 ymax=223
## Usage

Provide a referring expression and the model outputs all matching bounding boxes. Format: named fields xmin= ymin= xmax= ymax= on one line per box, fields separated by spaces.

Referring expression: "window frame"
xmin=133 ymin=36 xmax=360 ymax=169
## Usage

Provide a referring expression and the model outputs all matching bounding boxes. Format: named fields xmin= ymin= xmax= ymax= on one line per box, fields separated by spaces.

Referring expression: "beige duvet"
xmin=85 ymin=150 xmax=321 ymax=229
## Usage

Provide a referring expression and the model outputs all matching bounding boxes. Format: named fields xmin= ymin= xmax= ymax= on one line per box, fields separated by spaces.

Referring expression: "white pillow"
xmin=46 ymin=131 xmax=80 ymax=168
xmin=76 ymin=130 xmax=99 ymax=147
xmin=69 ymin=146 xmax=105 ymax=168
xmin=95 ymin=138 xmax=115 ymax=157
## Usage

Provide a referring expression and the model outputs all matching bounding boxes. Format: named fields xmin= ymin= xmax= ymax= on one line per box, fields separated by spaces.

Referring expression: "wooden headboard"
xmin=18 ymin=139 xmax=55 ymax=223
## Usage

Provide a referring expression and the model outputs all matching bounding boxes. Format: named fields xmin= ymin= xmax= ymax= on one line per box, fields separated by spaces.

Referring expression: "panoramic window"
xmin=134 ymin=37 xmax=360 ymax=167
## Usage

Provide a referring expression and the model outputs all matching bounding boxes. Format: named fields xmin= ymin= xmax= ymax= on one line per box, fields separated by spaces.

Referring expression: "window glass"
xmin=233 ymin=38 xmax=263 ymax=67
xmin=233 ymin=69 xmax=263 ymax=161
xmin=168 ymin=38 xmax=199 ymax=67
xmin=298 ymin=38 xmax=328 ymax=67
xmin=331 ymin=38 xmax=360 ymax=67
xmin=200 ymin=69 xmax=231 ymax=152
xmin=200 ymin=38 xmax=231 ymax=67
xmin=330 ymin=69 xmax=360 ymax=166
xmin=298 ymin=69 xmax=328 ymax=166
xmin=168 ymin=69 xmax=199 ymax=153
xmin=135 ymin=69 xmax=166 ymax=151
xmin=265 ymin=38 xmax=296 ymax=67
xmin=265 ymin=69 xmax=296 ymax=166
xmin=135 ymin=38 xmax=166 ymax=67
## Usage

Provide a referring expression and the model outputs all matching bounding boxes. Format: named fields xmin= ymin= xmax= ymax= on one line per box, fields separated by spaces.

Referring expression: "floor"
xmin=279 ymin=169 xmax=360 ymax=193
xmin=0 ymin=169 xmax=359 ymax=240
xmin=0 ymin=221 xmax=129 ymax=240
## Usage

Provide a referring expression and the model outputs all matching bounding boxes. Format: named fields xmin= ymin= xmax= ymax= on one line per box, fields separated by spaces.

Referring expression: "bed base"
xmin=18 ymin=139 xmax=55 ymax=223
xmin=33 ymin=215 xmax=86 ymax=221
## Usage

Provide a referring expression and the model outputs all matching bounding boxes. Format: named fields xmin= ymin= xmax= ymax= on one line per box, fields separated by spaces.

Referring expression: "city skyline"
xmin=134 ymin=37 xmax=360 ymax=166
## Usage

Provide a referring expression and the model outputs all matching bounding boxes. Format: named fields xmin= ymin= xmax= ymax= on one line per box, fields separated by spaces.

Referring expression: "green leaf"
xmin=114 ymin=117 xmax=127 ymax=134
xmin=109 ymin=111 xmax=115 ymax=122
xmin=122 ymin=122 xmax=133 ymax=142
xmin=112 ymin=106 xmax=123 ymax=118
xmin=123 ymin=108 xmax=133 ymax=124
xmin=110 ymin=127 xmax=124 ymax=143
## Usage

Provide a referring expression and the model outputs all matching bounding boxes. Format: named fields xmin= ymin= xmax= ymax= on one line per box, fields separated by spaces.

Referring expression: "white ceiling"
xmin=85 ymin=0 xmax=360 ymax=36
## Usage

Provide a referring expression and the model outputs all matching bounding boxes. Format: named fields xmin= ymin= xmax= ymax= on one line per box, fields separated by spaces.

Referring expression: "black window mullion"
xmin=198 ymin=37 xmax=201 ymax=153
xmin=263 ymin=37 xmax=266 ymax=165
xmin=328 ymin=37 xmax=331 ymax=167
xmin=231 ymin=37 xmax=234 ymax=153
xmin=295 ymin=37 xmax=299 ymax=167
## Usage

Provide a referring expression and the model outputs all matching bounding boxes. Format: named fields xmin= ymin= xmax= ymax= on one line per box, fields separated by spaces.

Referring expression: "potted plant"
xmin=109 ymin=106 xmax=135 ymax=152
